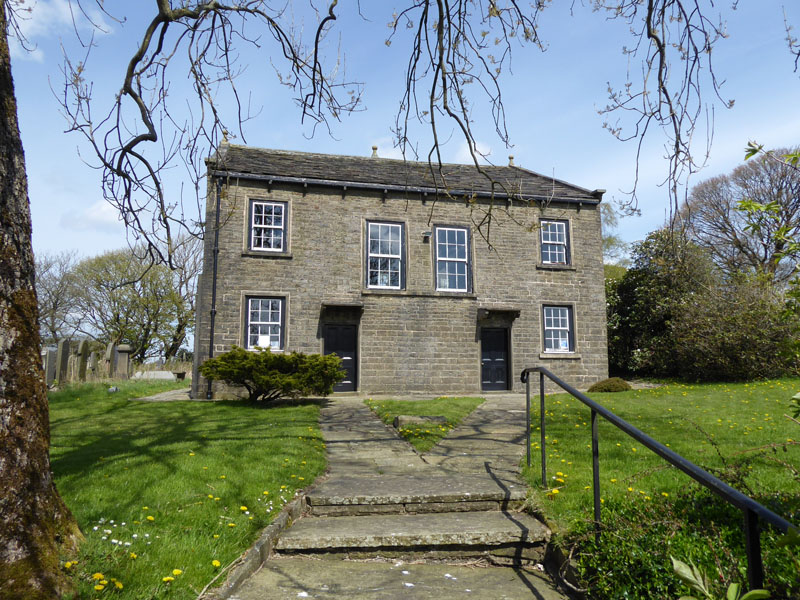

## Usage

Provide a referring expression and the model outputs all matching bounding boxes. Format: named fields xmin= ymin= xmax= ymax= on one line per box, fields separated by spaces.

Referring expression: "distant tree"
xmin=607 ymin=229 xmax=714 ymax=376
xmin=600 ymin=203 xmax=630 ymax=266
xmin=72 ymin=245 xmax=198 ymax=363
xmin=670 ymin=273 xmax=799 ymax=381
xmin=680 ymin=148 xmax=800 ymax=283
xmin=158 ymin=235 xmax=202 ymax=361
xmin=34 ymin=250 xmax=82 ymax=344
xmin=608 ymin=227 xmax=799 ymax=380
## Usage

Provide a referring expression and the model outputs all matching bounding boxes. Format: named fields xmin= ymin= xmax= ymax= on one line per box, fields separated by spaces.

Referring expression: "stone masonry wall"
xmin=192 ymin=176 xmax=608 ymax=398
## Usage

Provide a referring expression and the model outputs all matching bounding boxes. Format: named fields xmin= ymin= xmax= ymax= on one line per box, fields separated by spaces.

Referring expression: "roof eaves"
xmin=207 ymin=169 xmax=601 ymax=205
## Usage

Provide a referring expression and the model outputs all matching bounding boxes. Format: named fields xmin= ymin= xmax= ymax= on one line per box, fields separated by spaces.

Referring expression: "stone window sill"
xmin=362 ymin=289 xmax=478 ymax=299
xmin=539 ymin=352 xmax=581 ymax=360
xmin=536 ymin=264 xmax=576 ymax=271
xmin=241 ymin=250 xmax=293 ymax=259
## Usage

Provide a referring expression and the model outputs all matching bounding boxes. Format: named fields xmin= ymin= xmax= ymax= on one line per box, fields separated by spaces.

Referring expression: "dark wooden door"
xmin=323 ymin=325 xmax=357 ymax=392
xmin=481 ymin=328 xmax=509 ymax=391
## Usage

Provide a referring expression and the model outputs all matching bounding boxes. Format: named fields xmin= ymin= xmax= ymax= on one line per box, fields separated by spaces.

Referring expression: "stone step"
xmin=276 ymin=511 xmax=550 ymax=562
xmin=307 ymin=473 xmax=526 ymax=516
xmin=232 ymin=556 xmax=569 ymax=600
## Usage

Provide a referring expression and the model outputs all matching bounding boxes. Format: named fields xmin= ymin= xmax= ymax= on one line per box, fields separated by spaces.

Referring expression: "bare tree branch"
xmin=59 ymin=1 xmax=362 ymax=266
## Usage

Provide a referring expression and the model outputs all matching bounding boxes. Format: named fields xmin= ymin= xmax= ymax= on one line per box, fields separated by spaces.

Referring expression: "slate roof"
xmin=207 ymin=144 xmax=602 ymax=204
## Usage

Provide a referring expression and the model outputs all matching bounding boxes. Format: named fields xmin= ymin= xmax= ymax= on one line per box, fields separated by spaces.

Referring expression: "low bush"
xmin=199 ymin=346 xmax=345 ymax=402
xmin=587 ymin=377 xmax=632 ymax=393
xmin=563 ymin=487 xmax=799 ymax=600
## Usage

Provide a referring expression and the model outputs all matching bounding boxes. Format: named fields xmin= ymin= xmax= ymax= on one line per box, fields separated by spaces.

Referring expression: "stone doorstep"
xmin=275 ymin=511 xmax=551 ymax=555
xmin=309 ymin=499 xmax=524 ymax=517
xmin=306 ymin=473 xmax=527 ymax=508
xmin=276 ymin=543 xmax=547 ymax=563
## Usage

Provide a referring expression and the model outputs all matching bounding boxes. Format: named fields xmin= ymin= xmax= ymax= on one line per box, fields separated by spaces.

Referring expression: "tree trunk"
xmin=0 ymin=7 xmax=82 ymax=598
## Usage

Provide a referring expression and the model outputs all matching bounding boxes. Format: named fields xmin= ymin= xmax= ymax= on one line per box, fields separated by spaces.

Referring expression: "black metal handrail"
xmin=520 ymin=366 xmax=797 ymax=592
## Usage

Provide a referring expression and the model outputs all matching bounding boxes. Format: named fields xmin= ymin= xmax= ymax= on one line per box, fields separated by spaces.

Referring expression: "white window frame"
xmin=246 ymin=297 xmax=284 ymax=350
xmin=250 ymin=200 xmax=287 ymax=252
xmin=435 ymin=226 xmax=470 ymax=292
xmin=540 ymin=220 xmax=570 ymax=265
xmin=366 ymin=222 xmax=404 ymax=290
xmin=543 ymin=305 xmax=574 ymax=353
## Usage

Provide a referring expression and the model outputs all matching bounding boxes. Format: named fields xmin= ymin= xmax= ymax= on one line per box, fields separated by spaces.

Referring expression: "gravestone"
xmin=88 ymin=351 xmax=99 ymax=379
xmin=104 ymin=342 xmax=117 ymax=378
xmin=41 ymin=349 xmax=57 ymax=386
xmin=55 ymin=339 xmax=70 ymax=384
xmin=116 ymin=344 xmax=132 ymax=379
xmin=77 ymin=340 xmax=89 ymax=381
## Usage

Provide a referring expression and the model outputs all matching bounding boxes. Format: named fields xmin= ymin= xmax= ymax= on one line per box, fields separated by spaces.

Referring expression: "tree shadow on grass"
xmin=50 ymin=398 xmax=323 ymax=524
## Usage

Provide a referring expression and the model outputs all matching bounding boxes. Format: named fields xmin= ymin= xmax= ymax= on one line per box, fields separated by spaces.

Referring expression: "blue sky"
xmin=10 ymin=1 xmax=800 ymax=259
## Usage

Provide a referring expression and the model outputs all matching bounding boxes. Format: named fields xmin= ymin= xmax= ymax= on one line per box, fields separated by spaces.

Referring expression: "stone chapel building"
xmin=191 ymin=144 xmax=608 ymax=397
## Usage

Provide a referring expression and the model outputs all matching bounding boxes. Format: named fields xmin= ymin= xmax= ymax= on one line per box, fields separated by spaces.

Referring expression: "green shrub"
xmin=199 ymin=346 xmax=345 ymax=402
xmin=564 ymin=487 xmax=800 ymax=600
xmin=587 ymin=377 xmax=632 ymax=393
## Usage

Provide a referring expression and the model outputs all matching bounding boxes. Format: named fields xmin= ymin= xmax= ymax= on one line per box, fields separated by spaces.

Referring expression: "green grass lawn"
xmin=49 ymin=380 xmax=326 ymax=599
xmin=522 ymin=379 xmax=799 ymax=527
xmin=365 ymin=396 xmax=485 ymax=452
xmin=521 ymin=378 xmax=800 ymax=599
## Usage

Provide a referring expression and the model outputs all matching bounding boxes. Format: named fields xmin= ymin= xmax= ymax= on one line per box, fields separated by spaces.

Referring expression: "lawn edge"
xmin=198 ymin=492 xmax=307 ymax=599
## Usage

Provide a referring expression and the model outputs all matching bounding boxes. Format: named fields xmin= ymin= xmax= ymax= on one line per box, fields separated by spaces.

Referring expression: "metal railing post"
xmin=540 ymin=371 xmax=547 ymax=488
xmin=744 ymin=508 xmax=764 ymax=590
xmin=591 ymin=408 xmax=602 ymax=543
xmin=526 ymin=375 xmax=531 ymax=468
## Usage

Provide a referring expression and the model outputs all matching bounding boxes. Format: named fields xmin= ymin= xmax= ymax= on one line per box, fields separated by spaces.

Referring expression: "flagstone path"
xmin=229 ymin=395 xmax=567 ymax=599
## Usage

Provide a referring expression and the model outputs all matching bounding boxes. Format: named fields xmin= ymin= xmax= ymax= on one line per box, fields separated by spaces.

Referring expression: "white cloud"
xmin=454 ymin=140 xmax=492 ymax=165
xmin=60 ymin=199 xmax=123 ymax=234
xmin=9 ymin=0 xmax=111 ymax=61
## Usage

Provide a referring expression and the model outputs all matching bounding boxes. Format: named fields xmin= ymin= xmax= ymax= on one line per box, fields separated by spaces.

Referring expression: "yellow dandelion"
xmin=172 ymin=569 xmax=182 ymax=576
xmin=162 ymin=576 xmax=175 ymax=583
xmin=661 ymin=492 xmax=669 ymax=498
xmin=240 ymin=506 xmax=248 ymax=511
xmin=115 ymin=581 xmax=123 ymax=590
xmin=146 ymin=516 xmax=155 ymax=521
xmin=189 ymin=452 xmax=195 ymax=456
xmin=130 ymin=552 xmax=137 ymax=559
xmin=94 ymin=584 xmax=105 ymax=591
xmin=92 ymin=573 xmax=105 ymax=580
xmin=550 ymin=489 xmax=560 ymax=494
xmin=228 ymin=523 xmax=236 ymax=527
xmin=208 ymin=494 xmax=214 ymax=499
xmin=213 ymin=534 xmax=220 ymax=538
xmin=212 ymin=559 xmax=221 ymax=568
xmin=627 ymin=487 xmax=634 ymax=492
xmin=142 ymin=506 xmax=148 ymax=510
xmin=263 ymin=491 xmax=270 ymax=495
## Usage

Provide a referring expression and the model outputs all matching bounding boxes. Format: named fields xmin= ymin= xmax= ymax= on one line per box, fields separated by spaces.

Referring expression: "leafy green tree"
xmin=72 ymin=247 xmax=195 ymax=363
xmin=608 ymin=229 xmax=799 ymax=380
xmin=670 ymin=273 xmax=799 ymax=381
xmin=607 ymin=229 xmax=713 ymax=376
xmin=199 ymin=346 xmax=345 ymax=403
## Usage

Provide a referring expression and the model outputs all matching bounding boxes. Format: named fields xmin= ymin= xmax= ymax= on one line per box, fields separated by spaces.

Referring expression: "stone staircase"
xmin=275 ymin=472 xmax=550 ymax=563
xmin=227 ymin=396 xmax=567 ymax=599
